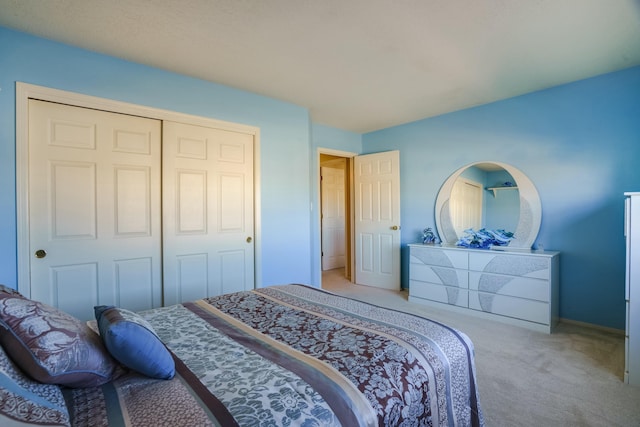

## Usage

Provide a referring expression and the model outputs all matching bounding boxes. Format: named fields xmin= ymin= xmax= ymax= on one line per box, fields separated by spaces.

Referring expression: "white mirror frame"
xmin=434 ymin=161 xmax=541 ymax=249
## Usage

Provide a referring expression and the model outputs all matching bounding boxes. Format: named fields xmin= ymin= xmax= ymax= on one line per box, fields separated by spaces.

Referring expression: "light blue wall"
xmin=2 ymin=26 xmax=638 ymax=330
xmin=485 ymin=170 xmax=519 ymax=232
xmin=309 ymin=124 xmax=362 ymax=286
xmin=363 ymin=66 xmax=640 ymax=329
xmin=0 ymin=27 xmax=313 ymax=290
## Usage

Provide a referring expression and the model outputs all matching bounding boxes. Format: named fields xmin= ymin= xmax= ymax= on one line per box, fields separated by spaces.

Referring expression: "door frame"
xmin=16 ymin=82 xmax=262 ymax=297
xmin=316 ymin=148 xmax=356 ymax=287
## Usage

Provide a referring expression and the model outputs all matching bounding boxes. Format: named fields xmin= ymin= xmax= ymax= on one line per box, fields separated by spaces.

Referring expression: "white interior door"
xmin=28 ymin=100 xmax=162 ymax=320
xmin=354 ymin=150 xmax=401 ymax=290
xmin=321 ymin=166 xmax=346 ymax=270
xmin=162 ymin=121 xmax=254 ymax=305
xmin=450 ymin=177 xmax=482 ymax=235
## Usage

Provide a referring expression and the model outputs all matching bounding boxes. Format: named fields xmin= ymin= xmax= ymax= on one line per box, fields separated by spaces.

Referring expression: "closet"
xmin=27 ymin=99 xmax=254 ymax=320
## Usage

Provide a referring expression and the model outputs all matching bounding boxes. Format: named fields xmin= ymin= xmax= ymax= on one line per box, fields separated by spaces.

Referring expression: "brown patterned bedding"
xmin=0 ymin=284 xmax=483 ymax=426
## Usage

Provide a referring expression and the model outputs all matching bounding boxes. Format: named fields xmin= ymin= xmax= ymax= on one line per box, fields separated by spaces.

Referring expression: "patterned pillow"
xmin=0 ymin=284 xmax=23 ymax=297
xmin=94 ymin=306 xmax=175 ymax=380
xmin=0 ymin=293 xmax=122 ymax=388
xmin=0 ymin=344 xmax=70 ymax=426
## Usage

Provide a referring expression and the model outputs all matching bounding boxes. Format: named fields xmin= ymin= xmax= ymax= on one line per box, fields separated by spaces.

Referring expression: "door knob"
xmin=391 ymin=225 xmax=400 ymax=230
xmin=35 ymin=249 xmax=47 ymax=259
xmin=246 ymin=237 xmax=252 ymax=243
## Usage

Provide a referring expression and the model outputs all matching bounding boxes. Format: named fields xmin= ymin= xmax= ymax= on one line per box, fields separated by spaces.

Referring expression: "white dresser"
xmin=624 ymin=192 xmax=640 ymax=386
xmin=409 ymin=244 xmax=560 ymax=333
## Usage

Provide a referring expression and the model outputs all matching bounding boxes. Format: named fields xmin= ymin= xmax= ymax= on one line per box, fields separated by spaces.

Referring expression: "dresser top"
xmin=408 ymin=243 xmax=560 ymax=257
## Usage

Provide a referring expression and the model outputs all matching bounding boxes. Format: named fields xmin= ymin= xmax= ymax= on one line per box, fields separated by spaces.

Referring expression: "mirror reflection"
xmin=435 ymin=161 xmax=542 ymax=249
xmin=449 ymin=164 xmax=520 ymax=236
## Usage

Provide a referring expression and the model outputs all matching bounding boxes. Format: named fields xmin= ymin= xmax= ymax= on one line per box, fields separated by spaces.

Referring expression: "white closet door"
xmin=28 ymin=100 xmax=162 ymax=320
xmin=162 ymin=121 xmax=254 ymax=305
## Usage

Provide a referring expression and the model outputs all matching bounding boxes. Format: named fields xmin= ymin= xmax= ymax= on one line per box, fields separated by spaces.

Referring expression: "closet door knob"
xmin=35 ymin=249 xmax=47 ymax=259
xmin=246 ymin=237 xmax=252 ymax=243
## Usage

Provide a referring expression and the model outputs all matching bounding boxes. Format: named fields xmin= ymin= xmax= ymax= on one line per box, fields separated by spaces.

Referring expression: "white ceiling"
xmin=1 ymin=0 xmax=639 ymax=133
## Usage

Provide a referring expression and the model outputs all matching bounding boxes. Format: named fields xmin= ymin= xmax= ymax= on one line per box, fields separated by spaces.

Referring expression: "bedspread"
xmin=64 ymin=284 xmax=483 ymax=426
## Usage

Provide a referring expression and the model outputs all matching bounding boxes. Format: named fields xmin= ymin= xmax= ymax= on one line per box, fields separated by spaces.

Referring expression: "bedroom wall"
xmin=363 ymin=66 xmax=640 ymax=330
xmin=0 ymin=27 xmax=313 ymax=290
xmin=3 ymin=26 xmax=638 ymax=331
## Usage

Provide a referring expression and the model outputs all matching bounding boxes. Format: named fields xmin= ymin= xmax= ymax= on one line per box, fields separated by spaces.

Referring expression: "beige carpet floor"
xmin=321 ymin=268 xmax=640 ymax=427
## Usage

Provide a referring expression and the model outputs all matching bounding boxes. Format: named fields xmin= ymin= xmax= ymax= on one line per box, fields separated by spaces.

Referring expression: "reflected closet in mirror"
xmin=435 ymin=161 xmax=541 ymax=249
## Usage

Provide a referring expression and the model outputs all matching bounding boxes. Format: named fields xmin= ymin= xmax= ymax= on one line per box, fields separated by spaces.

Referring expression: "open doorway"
xmin=319 ymin=153 xmax=352 ymax=290
xmin=318 ymin=149 xmax=401 ymax=292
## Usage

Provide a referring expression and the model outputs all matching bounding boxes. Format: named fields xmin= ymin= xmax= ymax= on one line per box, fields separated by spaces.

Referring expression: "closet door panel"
xmin=176 ymin=253 xmax=209 ymax=303
xmin=176 ymin=170 xmax=207 ymax=233
xmin=28 ymin=100 xmax=162 ymax=320
xmin=114 ymin=166 xmax=152 ymax=236
xmin=163 ymin=121 xmax=254 ymax=305
xmin=114 ymin=257 xmax=155 ymax=312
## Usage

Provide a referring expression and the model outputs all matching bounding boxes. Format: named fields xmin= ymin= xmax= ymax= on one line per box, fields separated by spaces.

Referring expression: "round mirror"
xmin=434 ymin=161 xmax=541 ymax=249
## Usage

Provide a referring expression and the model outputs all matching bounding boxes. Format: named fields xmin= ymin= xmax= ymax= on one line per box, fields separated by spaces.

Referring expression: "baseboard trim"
xmin=559 ymin=317 xmax=624 ymax=336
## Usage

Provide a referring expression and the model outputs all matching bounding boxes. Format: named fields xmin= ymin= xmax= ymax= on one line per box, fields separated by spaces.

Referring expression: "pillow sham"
xmin=94 ymin=305 xmax=175 ymax=380
xmin=0 ymin=293 xmax=121 ymax=388
xmin=0 ymin=344 xmax=70 ymax=426
xmin=0 ymin=284 xmax=23 ymax=297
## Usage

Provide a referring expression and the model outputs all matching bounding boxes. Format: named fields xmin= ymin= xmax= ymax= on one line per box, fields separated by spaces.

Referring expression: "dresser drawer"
xmin=469 ymin=271 xmax=549 ymax=302
xmin=410 ymin=280 xmax=468 ymax=307
xmin=410 ymin=247 xmax=468 ymax=269
xmin=410 ymin=264 xmax=468 ymax=288
xmin=469 ymin=291 xmax=549 ymax=324
xmin=469 ymin=252 xmax=550 ymax=279
xmin=407 ymin=244 xmax=559 ymax=333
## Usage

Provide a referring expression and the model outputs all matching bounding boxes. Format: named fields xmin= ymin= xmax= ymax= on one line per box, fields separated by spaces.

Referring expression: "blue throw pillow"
xmin=94 ymin=306 xmax=175 ymax=380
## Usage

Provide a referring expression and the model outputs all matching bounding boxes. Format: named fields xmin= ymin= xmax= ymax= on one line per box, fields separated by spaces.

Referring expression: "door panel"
xmin=220 ymin=250 xmax=247 ymax=295
xmin=321 ymin=166 xmax=346 ymax=270
xmin=114 ymin=167 xmax=153 ymax=236
xmin=50 ymin=161 xmax=96 ymax=239
xmin=354 ymin=151 xmax=400 ymax=289
xmin=50 ymin=263 xmax=98 ymax=317
xmin=176 ymin=253 xmax=209 ymax=303
xmin=163 ymin=121 xmax=254 ymax=305
xmin=177 ymin=170 xmax=207 ymax=233
xmin=113 ymin=257 xmax=155 ymax=312
xmin=450 ymin=178 xmax=482 ymax=234
xmin=28 ymin=100 xmax=162 ymax=320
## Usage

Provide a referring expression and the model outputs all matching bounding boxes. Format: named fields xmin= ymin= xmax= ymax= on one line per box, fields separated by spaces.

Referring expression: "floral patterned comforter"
xmin=66 ymin=284 xmax=484 ymax=426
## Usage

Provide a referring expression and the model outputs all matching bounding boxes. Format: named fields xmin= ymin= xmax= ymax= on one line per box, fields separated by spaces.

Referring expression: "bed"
xmin=0 ymin=284 xmax=483 ymax=426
